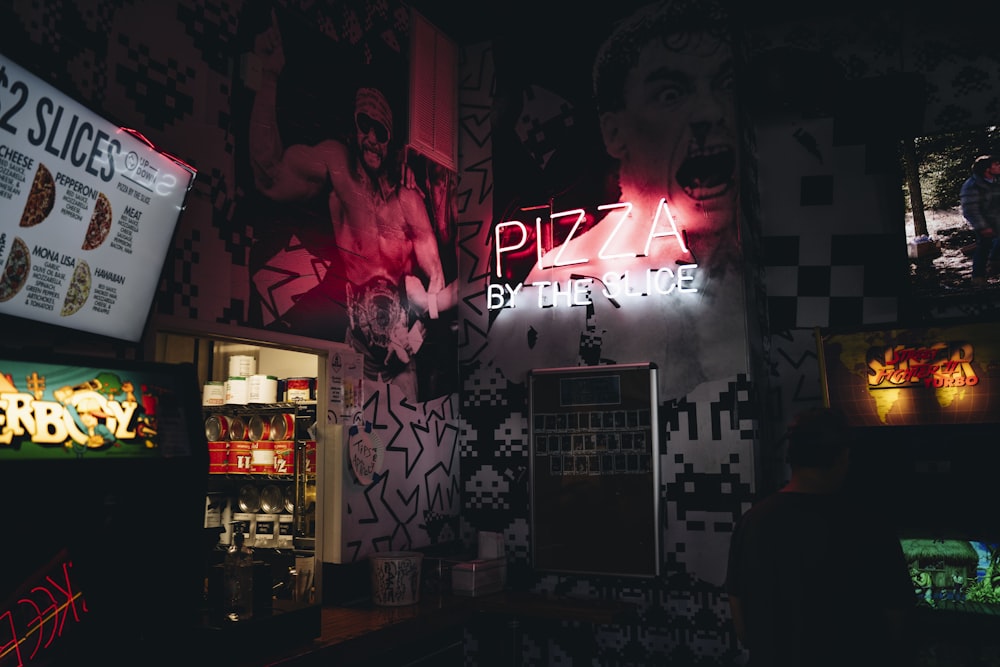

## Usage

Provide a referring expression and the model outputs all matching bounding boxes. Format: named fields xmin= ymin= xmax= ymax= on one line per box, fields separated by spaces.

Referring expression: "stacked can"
xmin=248 ymin=414 xmax=275 ymax=475
xmin=205 ymin=415 xmax=229 ymax=474
xmin=270 ymin=412 xmax=296 ymax=476
xmin=227 ymin=416 xmax=252 ymax=474
xmin=284 ymin=377 xmax=315 ymax=402
xmin=304 ymin=441 xmax=317 ymax=475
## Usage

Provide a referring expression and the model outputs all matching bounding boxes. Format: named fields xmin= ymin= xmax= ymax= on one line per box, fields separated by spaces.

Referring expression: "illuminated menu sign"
xmin=820 ymin=322 xmax=1000 ymax=426
xmin=0 ymin=53 xmax=195 ymax=342
xmin=0 ymin=358 xmax=194 ymax=460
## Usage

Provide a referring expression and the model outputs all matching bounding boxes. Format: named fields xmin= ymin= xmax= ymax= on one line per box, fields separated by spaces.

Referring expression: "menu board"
xmin=529 ymin=363 xmax=660 ymax=577
xmin=0 ymin=53 xmax=195 ymax=341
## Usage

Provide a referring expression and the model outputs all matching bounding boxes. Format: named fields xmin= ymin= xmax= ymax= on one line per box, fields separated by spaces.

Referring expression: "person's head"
xmin=972 ymin=154 xmax=1000 ymax=179
xmin=592 ymin=0 xmax=736 ymax=218
xmin=784 ymin=407 xmax=852 ymax=477
xmin=354 ymin=87 xmax=393 ymax=174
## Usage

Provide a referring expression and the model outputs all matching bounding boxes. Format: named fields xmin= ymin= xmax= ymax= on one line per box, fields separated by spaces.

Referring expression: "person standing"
xmin=725 ymin=407 xmax=915 ymax=667
xmin=959 ymin=154 xmax=1000 ymax=287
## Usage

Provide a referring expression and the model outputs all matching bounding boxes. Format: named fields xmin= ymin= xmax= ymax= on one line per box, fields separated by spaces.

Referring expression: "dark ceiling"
xmin=408 ymin=1 xmax=943 ymax=46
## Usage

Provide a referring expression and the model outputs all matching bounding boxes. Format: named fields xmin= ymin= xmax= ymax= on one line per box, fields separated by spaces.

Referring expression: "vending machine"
xmin=0 ymin=350 xmax=207 ymax=666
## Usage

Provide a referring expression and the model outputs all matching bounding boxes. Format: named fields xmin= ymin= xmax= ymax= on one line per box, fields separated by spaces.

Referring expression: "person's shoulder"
xmin=308 ymin=138 xmax=349 ymax=161
xmin=736 ymin=490 xmax=793 ymax=521
xmin=395 ymin=185 xmax=435 ymax=224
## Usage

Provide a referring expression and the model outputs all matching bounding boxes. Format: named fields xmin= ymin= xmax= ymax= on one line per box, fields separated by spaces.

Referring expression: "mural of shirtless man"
xmin=248 ymin=12 xmax=449 ymax=397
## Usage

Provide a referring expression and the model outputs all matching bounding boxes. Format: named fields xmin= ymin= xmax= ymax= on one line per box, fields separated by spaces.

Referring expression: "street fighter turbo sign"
xmin=0 ymin=53 xmax=195 ymax=342
xmin=818 ymin=322 xmax=1000 ymax=427
xmin=0 ymin=358 xmax=194 ymax=460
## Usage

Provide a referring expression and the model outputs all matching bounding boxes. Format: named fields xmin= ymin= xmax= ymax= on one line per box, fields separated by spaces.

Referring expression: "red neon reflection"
xmin=0 ymin=551 xmax=88 ymax=667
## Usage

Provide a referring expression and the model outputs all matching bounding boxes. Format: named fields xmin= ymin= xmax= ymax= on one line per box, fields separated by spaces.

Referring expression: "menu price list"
xmin=0 ymin=53 xmax=195 ymax=341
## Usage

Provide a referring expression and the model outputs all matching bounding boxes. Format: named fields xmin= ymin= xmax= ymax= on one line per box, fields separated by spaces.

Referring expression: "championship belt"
xmin=347 ymin=277 xmax=409 ymax=354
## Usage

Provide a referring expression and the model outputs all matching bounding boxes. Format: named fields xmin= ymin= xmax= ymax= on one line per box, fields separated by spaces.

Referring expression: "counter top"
xmin=226 ymin=591 xmax=638 ymax=666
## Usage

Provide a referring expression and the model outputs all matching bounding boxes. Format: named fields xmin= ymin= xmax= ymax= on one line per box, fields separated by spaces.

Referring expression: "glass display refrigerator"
xmin=0 ymin=350 xmax=207 ymax=666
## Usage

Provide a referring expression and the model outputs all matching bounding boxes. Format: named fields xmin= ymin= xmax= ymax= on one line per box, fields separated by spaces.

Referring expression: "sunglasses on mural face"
xmin=356 ymin=113 xmax=389 ymax=143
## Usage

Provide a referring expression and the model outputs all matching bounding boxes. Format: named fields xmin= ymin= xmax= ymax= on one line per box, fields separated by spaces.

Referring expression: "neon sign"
xmin=0 ymin=550 xmax=87 ymax=666
xmin=489 ymin=198 xmax=698 ymax=310
xmin=867 ymin=343 xmax=979 ymax=388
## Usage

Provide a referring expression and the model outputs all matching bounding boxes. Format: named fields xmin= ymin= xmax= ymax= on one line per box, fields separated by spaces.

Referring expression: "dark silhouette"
xmin=726 ymin=407 xmax=914 ymax=667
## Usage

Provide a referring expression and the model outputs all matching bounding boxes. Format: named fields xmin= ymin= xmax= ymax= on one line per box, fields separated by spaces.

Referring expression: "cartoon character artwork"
xmin=910 ymin=566 xmax=934 ymax=606
xmin=0 ymin=363 xmax=179 ymax=462
xmin=56 ymin=386 xmax=123 ymax=454
xmin=51 ymin=376 xmax=149 ymax=455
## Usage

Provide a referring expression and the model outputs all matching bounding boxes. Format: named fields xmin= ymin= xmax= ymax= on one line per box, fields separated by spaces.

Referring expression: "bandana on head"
xmin=355 ymin=87 xmax=393 ymax=140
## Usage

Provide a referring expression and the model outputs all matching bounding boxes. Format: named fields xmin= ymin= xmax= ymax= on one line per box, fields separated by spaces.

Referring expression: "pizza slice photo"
xmin=60 ymin=260 xmax=91 ymax=316
xmin=19 ymin=162 xmax=55 ymax=227
xmin=82 ymin=192 xmax=113 ymax=250
xmin=0 ymin=237 xmax=31 ymax=302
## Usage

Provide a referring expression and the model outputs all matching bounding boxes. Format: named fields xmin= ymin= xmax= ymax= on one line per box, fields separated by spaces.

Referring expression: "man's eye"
xmin=652 ymin=84 xmax=685 ymax=105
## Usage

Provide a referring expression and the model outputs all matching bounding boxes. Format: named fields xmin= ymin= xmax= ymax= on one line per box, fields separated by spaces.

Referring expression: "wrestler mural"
xmin=240 ymin=7 xmax=458 ymax=402
xmin=234 ymin=3 xmax=461 ymax=557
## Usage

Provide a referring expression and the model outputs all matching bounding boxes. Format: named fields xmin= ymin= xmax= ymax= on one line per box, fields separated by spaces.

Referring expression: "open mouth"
xmin=362 ymin=145 xmax=383 ymax=165
xmin=675 ymin=145 xmax=735 ymax=201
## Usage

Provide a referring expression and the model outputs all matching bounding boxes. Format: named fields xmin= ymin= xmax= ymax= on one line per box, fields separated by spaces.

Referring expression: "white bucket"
xmin=248 ymin=374 xmax=278 ymax=403
xmin=225 ymin=377 xmax=248 ymax=405
xmin=229 ymin=355 xmax=257 ymax=378
xmin=370 ymin=551 xmax=423 ymax=606
xmin=202 ymin=381 xmax=225 ymax=406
